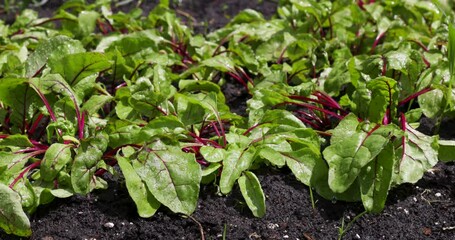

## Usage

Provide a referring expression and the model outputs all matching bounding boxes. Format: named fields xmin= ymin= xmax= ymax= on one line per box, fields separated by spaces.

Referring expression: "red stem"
xmin=28 ymin=113 xmax=44 ymax=135
xmin=400 ymin=113 xmax=406 ymax=164
xmin=371 ymin=32 xmax=386 ymax=54
xmin=281 ymin=102 xmax=344 ymax=119
xmin=398 ymin=87 xmax=433 ymax=106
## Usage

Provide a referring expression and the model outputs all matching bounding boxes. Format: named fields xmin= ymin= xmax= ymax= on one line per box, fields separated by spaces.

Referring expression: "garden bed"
xmin=1 ymin=1 xmax=455 ymax=239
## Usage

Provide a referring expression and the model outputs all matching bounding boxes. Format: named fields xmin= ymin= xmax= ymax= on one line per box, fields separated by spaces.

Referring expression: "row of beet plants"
xmin=1 ymin=0 xmax=455 ymax=236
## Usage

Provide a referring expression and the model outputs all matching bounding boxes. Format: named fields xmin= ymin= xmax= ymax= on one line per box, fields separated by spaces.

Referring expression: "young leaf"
xmin=0 ymin=183 xmax=32 ymax=237
xmin=200 ymin=146 xmax=226 ymax=163
xmin=40 ymin=143 xmax=72 ymax=182
xmin=78 ymin=11 xmax=99 ymax=37
xmin=0 ymin=134 xmax=34 ymax=150
xmin=133 ymin=143 xmax=202 ymax=215
xmin=107 ymin=123 xmax=142 ymax=149
xmin=48 ymin=52 xmax=111 ymax=86
xmin=238 ymin=171 xmax=266 ymax=218
xmin=359 ymin=142 xmax=394 ymax=213
xmin=81 ymin=95 xmax=114 ymax=115
xmin=284 ymin=139 xmax=322 ymax=186
xmin=0 ymin=78 xmax=39 ymax=134
xmin=71 ymin=132 xmax=108 ymax=194
xmin=139 ymin=115 xmax=186 ymax=141
xmin=25 ymin=36 xmax=85 ymax=78
xmin=366 ymin=77 xmax=397 ymax=123
xmin=117 ymin=148 xmax=160 ymax=218
xmin=174 ymin=93 xmax=208 ymax=125
xmin=220 ymin=146 xmax=256 ymax=194
xmin=323 ymin=115 xmax=393 ymax=193
xmin=393 ymin=125 xmax=439 ymax=184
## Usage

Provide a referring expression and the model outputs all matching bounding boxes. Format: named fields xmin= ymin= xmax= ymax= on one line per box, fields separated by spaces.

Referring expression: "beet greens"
xmin=1 ymin=0 xmax=455 ymax=237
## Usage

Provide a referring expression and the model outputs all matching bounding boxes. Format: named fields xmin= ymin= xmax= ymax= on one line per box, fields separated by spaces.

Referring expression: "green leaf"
xmin=40 ymin=143 xmax=73 ymax=182
xmin=448 ymin=23 xmax=455 ymax=77
xmin=366 ymin=77 xmax=397 ymax=123
xmin=0 ymin=134 xmax=33 ymax=150
xmin=418 ymin=89 xmax=444 ymax=119
xmin=394 ymin=125 xmax=439 ymax=184
xmin=202 ymin=55 xmax=236 ymax=72
xmin=133 ymin=143 xmax=201 ymax=215
xmin=359 ymin=142 xmax=394 ymax=213
xmin=238 ymin=171 xmax=266 ymax=218
xmin=30 ymin=74 xmax=81 ymax=105
xmin=71 ymin=132 xmax=109 ymax=194
xmin=25 ymin=36 xmax=85 ymax=78
xmin=323 ymin=116 xmax=393 ymax=193
xmin=78 ymin=11 xmax=100 ymax=36
xmin=0 ymin=78 xmax=39 ymax=133
xmin=174 ymin=93 xmax=208 ymax=125
xmin=438 ymin=140 xmax=455 ymax=162
xmin=284 ymin=139 xmax=322 ymax=186
xmin=200 ymin=146 xmax=226 ymax=163
xmin=81 ymin=95 xmax=114 ymax=115
xmin=0 ymin=183 xmax=31 ymax=237
xmin=139 ymin=115 xmax=186 ymax=141
xmin=107 ymin=123 xmax=142 ymax=148
xmin=0 ymin=152 xmax=34 ymax=183
xmin=220 ymin=147 xmax=256 ymax=194
xmin=117 ymin=148 xmax=160 ymax=218
xmin=48 ymin=52 xmax=111 ymax=86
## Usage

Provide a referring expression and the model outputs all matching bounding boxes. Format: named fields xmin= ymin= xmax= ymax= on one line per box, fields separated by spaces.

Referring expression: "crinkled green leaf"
xmin=71 ymin=132 xmax=108 ymax=194
xmin=238 ymin=171 xmax=266 ymax=218
xmin=0 ymin=183 xmax=31 ymax=237
xmin=394 ymin=125 xmax=439 ymax=184
xmin=133 ymin=143 xmax=201 ymax=215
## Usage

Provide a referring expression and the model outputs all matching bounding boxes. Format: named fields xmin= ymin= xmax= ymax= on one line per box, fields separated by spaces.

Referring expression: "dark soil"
xmin=2 ymin=1 xmax=455 ymax=240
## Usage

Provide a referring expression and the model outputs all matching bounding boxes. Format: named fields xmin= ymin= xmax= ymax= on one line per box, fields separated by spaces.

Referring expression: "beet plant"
xmin=1 ymin=0 xmax=455 ymax=237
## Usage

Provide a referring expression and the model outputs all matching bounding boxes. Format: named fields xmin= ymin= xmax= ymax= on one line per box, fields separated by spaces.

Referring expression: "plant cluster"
xmin=1 ymin=0 xmax=455 ymax=236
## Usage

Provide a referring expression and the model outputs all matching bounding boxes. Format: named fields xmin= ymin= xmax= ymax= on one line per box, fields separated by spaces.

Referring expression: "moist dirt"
xmin=2 ymin=1 xmax=455 ymax=239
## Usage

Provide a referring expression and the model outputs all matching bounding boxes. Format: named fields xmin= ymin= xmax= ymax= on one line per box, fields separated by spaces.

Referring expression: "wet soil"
xmin=2 ymin=1 xmax=455 ymax=239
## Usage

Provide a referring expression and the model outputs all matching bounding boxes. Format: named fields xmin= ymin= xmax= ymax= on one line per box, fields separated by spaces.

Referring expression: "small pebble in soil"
xmin=413 ymin=197 xmax=418 ymax=202
xmin=104 ymin=222 xmax=115 ymax=228
xmin=267 ymin=223 xmax=279 ymax=229
xmin=435 ymin=192 xmax=442 ymax=197
xmin=404 ymin=208 xmax=409 ymax=214
xmin=283 ymin=235 xmax=289 ymax=238
xmin=355 ymin=233 xmax=361 ymax=239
